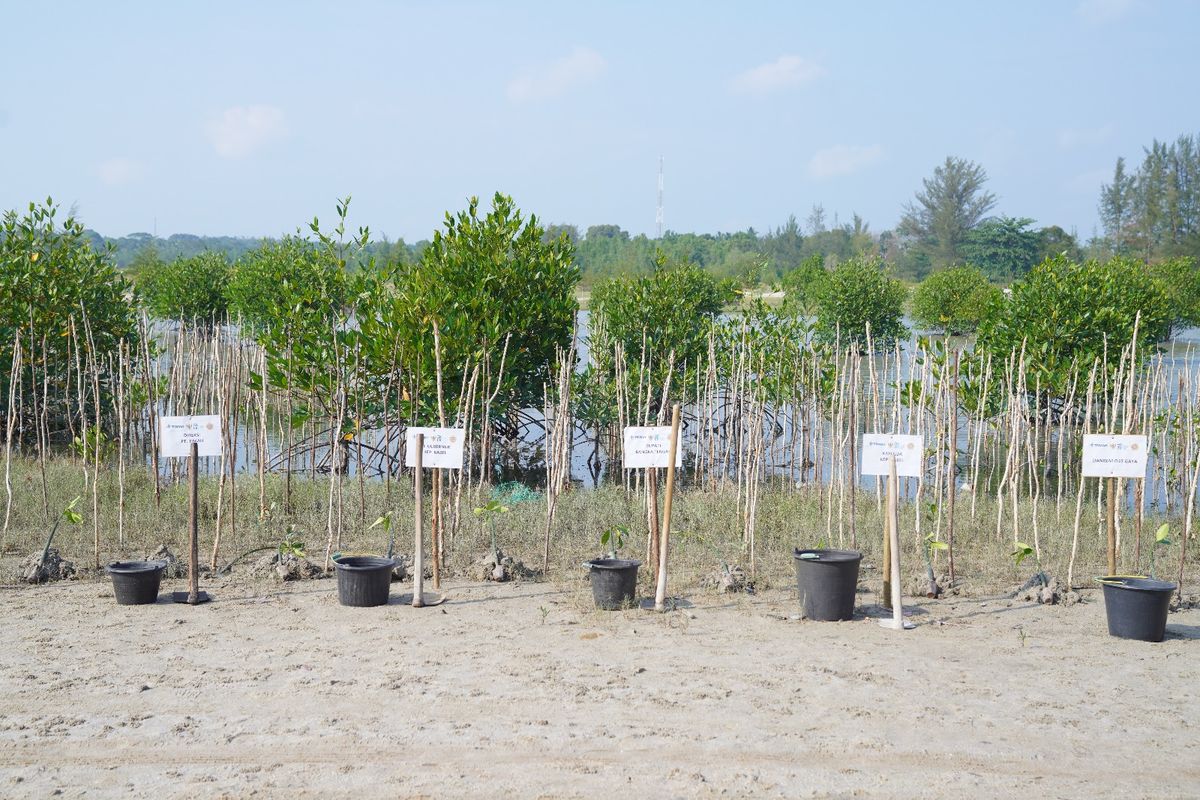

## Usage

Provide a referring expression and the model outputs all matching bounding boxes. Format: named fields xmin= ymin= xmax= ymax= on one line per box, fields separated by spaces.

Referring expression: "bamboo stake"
xmin=653 ymin=403 xmax=681 ymax=612
xmin=412 ymin=433 xmax=425 ymax=608
xmin=880 ymin=456 xmax=911 ymax=630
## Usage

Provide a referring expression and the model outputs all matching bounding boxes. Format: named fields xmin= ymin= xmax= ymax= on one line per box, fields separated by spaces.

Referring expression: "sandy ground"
xmin=1 ymin=573 xmax=1198 ymax=800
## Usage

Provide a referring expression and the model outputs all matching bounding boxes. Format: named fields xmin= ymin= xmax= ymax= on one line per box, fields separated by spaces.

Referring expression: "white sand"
xmin=1 ymin=575 xmax=1198 ymax=799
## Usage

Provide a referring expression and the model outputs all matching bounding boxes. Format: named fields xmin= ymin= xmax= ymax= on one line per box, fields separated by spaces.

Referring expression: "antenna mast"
xmin=656 ymin=155 xmax=664 ymax=239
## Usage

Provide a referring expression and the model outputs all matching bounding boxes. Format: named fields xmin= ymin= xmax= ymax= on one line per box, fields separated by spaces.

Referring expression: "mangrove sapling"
xmin=1012 ymin=541 xmax=1049 ymax=589
xmin=37 ymin=496 xmax=83 ymax=578
xmin=599 ymin=523 xmax=629 ymax=560
xmin=371 ymin=511 xmax=396 ymax=559
xmin=216 ymin=525 xmax=309 ymax=575
xmin=1147 ymin=523 xmax=1172 ymax=580
xmin=921 ymin=533 xmax=946 ymax=598
xmin=473 ymin=499 xmax=510 ymax=557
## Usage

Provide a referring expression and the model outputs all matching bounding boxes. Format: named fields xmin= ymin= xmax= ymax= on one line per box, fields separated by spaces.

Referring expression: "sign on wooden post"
xmin=159 ymin=415 xmax=223 ymax=605
xmin=404 ymin=427 xmax=465 ymax=469
xmin=1081 ymin=435 xmax=1149 ymax=479
xmin=405 ymin=428 xmax=461 ymax=607
xmin=862 ymin=434 xmax=923 ymax=625
xmin=1082 ymin=434 xmax=1148 ymax=576
xmin=623 ymin=426 xmax=684 ymax=469
xmin=159 ymin=415 xmax=223 ymax=458
xmin=860 ymin=434 xmax=924 ymax=478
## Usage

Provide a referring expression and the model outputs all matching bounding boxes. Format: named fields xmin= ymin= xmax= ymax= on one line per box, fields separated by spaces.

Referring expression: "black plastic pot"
xmin=333 ymin=556 xmax=396 ymax=607
xmin=793 ymin=548 xmax=862 ymax=621
xmin=1101 ymin=577 xmax=1176 ymax=642
xmin=585 ymin=558 xmax=641 ymax=610
xmin=106 ymin=561 xmax=165 ymax=605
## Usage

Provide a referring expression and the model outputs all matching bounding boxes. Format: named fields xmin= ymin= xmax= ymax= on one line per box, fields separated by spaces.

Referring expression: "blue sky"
xmin=2 ymin=0 xmax=1197 ymax=242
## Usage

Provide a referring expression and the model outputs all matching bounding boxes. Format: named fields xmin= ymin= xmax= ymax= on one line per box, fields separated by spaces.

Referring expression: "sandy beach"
xmin=1 ymin=574 xmax=1198 ymax=799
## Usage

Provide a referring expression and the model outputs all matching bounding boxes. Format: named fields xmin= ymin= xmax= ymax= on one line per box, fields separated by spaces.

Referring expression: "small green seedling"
xmin=1012 ymin=541 xmax=1047 ymax=588
xmin=922 ymin=533 xmax=947 ymax=598
xmin=539 ymin=605 xmax=550 ymax=625
xmin=599 ymin=524 xmax=629 ymax=558
xmin=40 ymin=496 xmax=84 ymax=572
xmin=278 ymin=526 xmax=306 ymax=559
xmin=370 ymin=511 xmax=395 ymax=558
xmin=473 ymin=500 xmax=510 ymax=554
xmin=1148 ymin=523 xmax=1171 ymax=579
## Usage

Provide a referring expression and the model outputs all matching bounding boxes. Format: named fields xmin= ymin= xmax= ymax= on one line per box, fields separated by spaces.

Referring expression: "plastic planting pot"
xmin=333 ymin=556 xmax=396 ymax=607
xmin=793 ymin=548 xmax=862 ymax=621
xmin=585 ymin=558 xmax=641 ymax=610
xmin=1100 ymin=577 xmax=1176 ymax=642
xmin=106 ymin=561 xmax=166 ymax=605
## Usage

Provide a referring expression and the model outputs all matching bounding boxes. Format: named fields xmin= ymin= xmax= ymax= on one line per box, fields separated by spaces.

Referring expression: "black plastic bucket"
xmin=794 ymin=548 xmax=862 ymax=621
xmin=585 ymin=558 xmax=641 ymax=610
xmin=1101 ymin=577 xmax=1176 ymax=642
xmin=106 ymin=561 xmax=165 ymax=605
xmin=333 ymin=556 xmax=396 ymax=607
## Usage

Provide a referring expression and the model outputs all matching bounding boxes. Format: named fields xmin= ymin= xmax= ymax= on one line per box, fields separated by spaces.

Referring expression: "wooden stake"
xmin=1106 ymin=476 xmax=1117 ymax=576
xmin=647 ymin=467 xmax=660 ymax=573
xmin=653 ymin=403 xmax=681 ymax=612
xmin=880 ymin=456 xmax=910 ymax=630
xmin=412 ymin=433 xmax=425 ymax=608
xmin=431 ymin=468 xmax=441 ymax=590
xmin=188 ymin=442 xmax=200 ymax=604
xmin=947 ymin=349 xmax=958 ymax=583
xmin=882 ymin=472 xmax=892 ymax=611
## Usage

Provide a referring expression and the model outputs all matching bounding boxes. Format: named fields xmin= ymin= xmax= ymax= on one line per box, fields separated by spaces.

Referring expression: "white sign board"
xmin=404 ymin=427 xmax=465 ymax=469
xmin=160 ymin=415 xmax=223 ymax=458
xmin=861 ymin=434 xmax=925 ymax=478
xmin=623 ymin=426 xmax=683 ymax=469
xmin=1082 ymin=434 xmax=1148 ymax=478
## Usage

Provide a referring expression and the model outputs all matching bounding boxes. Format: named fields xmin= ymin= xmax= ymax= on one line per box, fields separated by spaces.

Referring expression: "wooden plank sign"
xmin=623 ymin=426 xmax=683 ymax=469
xmin=1082 ymin=434 xmax=1149 ymax=479
xmin=404 ymin=427 xmax=465 ymax=469
xmin=159 ymin=415 xmax=223 ymax=458
xmin=860 ymin=434 xmax=924 ymax=478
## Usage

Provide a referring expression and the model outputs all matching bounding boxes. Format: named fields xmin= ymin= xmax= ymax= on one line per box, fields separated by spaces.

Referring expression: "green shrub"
xmin=911 ymin=265 xmax=1001 ymax=335
xmin=227 ymin=237 xmax=348 ymax=333
xmin=376 ymin=192 xmax=580 ymax=411
xmin=1 ymin=200 xmax=138 ymax=443
xmin=977 ymin=255 xmax=1172 ymax=397
xmin=590 ymin=255 xmax=735 ymax=384
xmin=139 ymin=251 xmax=231 ymax=323
xmin=812 ymin=256 xmax=907 ymax=348
xmin=1150 ymin=256 xmax=1200 ymax=335
xmin=780 ymin=254 xmax=828 ymax=313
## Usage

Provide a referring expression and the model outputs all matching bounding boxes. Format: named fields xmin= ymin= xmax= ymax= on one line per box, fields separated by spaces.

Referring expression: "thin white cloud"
xmin=808 ymin=144 xmax=884 ymax=179
xmin=730 ymin=55 xmax=824 ymax=95
xmin=1077 ymin=0 xmax=1136 ymax=24
xmin=1057 ymin=123 xmax=1114 ymax=149
xmin=205 ymin=105 xmax=288 ymax=158
xmin=94 ymin=157 xmax=145 ymax=186
xmin=506 ymin=47 xmax=606 ymax=103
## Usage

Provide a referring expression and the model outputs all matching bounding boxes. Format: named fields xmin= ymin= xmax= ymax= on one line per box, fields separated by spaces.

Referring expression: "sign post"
xmin=861 ymin=433 xmax=923 ymax=628
xmin=1081 ymin=434 xmax=1149 ymax=576
xmin=404 ymin=427 xmax=464 ymax=607
xmin=159 ymin=415 xmax=222 ymax=605
xmin=623 ymin=423 xmax=683 ymax=580
xmin=653 ymin=404 xmax=682 ymax=612
xmin=412 ymin=433 xmax=425 ymax=608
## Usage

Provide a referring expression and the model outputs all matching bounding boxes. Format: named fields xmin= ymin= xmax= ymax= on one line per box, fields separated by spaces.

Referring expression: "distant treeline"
xmin=91 ymin=130 xmax=1199 ymax=288
xmin=96 ymin=215 xmax=1077 ymax=289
